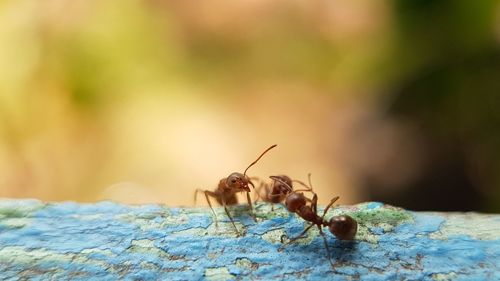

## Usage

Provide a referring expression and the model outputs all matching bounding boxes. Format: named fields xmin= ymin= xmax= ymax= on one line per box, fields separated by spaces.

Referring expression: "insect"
xmin=195 ymin=144 xmax=277 ymax=236
xmin=271 ymin=175 xmax=358 ymax=267
xmin=255 ymin=175 xmax=312 ymax=210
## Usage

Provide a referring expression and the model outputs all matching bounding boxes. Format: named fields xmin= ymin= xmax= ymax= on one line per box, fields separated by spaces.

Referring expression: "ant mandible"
xmin=195 ymin=144 xmax=277 ymax=236
xmin=270 ymin=175 xmax=357 ymax=267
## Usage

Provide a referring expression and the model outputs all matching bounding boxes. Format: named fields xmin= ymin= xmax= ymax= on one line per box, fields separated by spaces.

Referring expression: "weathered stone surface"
xmin=0 ymin=199 xmax=498 ymax=280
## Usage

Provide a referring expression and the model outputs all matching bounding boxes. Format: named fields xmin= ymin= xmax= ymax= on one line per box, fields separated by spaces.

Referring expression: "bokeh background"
xmin=1 ymin=0 xmax=499 ymax=212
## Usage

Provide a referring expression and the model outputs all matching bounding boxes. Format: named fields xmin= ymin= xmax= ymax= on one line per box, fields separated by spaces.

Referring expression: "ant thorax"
xmin=285 ymin=192 xmax=307 ymax=213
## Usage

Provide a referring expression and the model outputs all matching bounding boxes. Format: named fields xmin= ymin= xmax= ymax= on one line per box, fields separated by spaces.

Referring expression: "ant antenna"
xmin=243 ymin=144 xmax=277 ymax=177
xmin=292 ymin=173 xmax=314 ymax=191
xmin=307 ymin=173 xmax=313 ymax=189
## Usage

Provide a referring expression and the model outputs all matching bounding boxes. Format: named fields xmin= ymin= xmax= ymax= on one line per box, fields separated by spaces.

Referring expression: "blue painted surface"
xmin=0 ymin=199 xmax=498 ymax=281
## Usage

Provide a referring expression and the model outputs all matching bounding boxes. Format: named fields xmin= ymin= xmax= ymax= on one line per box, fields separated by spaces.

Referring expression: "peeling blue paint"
xmin=0 ymin=199 xmax=498 ymax=280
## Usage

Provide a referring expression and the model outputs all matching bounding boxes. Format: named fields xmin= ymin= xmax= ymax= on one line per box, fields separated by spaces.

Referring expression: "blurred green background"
xmin=0 ymin=0 xmax=499 ymax=212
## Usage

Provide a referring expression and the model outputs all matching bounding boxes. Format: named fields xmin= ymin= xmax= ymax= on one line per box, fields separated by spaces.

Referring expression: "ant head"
xmin=226 ymin=172 xmax=252 ymax=192
xmin=284 ymin=192 xmax=307 ymax=213
xmin=328 ymin=215 xmax=358 ymax=240
xmin=271 ymin=175 xmax=293 ymax=194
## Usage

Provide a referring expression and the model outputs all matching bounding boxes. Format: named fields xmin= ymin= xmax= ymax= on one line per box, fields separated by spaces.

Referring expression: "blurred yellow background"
xmin=1 ymin=1 xmax=499 ymax=212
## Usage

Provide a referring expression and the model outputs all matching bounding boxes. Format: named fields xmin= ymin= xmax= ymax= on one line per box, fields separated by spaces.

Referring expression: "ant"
xmin=270 ymin=175 xmax=357 ymax=267
xmin=195 ymin=144 xmax=277 ymax=236
xmin=254 ymin=175 xmax=312 ymax=211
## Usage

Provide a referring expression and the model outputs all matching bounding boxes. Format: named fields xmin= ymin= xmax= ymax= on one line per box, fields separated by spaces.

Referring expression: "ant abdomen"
xmin=328 ymin=215 xmax=358 ymax=240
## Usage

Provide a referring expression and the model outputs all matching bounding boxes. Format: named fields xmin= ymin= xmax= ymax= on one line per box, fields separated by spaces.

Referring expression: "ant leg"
xmin=194 ymin=189 xmax=204 ymax=205
xmin=266 ymin=193 xmax=282 ymax=211
xmin=202 ymin=190 xmax=219 ymax=228
xmin=293 ymin=188 xmax=315 ymax=194
xmin=292 ymin=174 xmax=316 ymax=199
xmin=292 ymin=180 xmax=313 ymax=191
xmin=221 ymin=197 xmax=242 ymax=236
xmin=246 ymin=192 xmax=257 ymax=222
xmin=267 ymin=193 xmax=281 ymax=200
xmin=253 ymin=182 xmax=261 ymax=201
xmin=283 ymin=186 xmax=314 ymax=203
xmin=307 ymin=173 xmax=313 ymax=190
xmin=293 ymin=173 xmax=314 ymax=191
xmin=253 ymin=181 xmax=266 ymax=201
xmin=279 ymin=223 xmax=315 ymax=250
xmin=311 ymin=192 xmax=319 ymax=215
xmin=321 ymin=196 xmax=340 ymax=220
xmin=318 ymin=226 xmax=335 ymax=268
xmin=263 ymin=183 xmax=271 ymax=200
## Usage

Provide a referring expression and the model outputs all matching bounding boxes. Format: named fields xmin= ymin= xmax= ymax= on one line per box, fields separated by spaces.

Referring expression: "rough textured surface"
xmin=0 ymin=199 xmax=499 ymax=280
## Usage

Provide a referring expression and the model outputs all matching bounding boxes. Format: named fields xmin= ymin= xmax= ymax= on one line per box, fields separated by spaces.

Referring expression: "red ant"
xmin=195 ymin=144 xmax=277 ymax=236
xmin=270 ymin=175 xmax=357 ymax=267
xmin=255 ymin=175 xmax=313 ymax=210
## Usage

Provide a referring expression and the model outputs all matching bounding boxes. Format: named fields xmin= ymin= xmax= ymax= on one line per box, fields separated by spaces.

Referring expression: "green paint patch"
xmin=205 ymin=267 xmax=234 ymax=281
xmin=353 ymin=225 xmax=379 ymax=244
xmin=254 ymin=203 xmax=290 ymax=220
xmin=326 ymin=204 xmax=413 ymax=244
xmin=346 ymin=205 xmax=413 ymax=228
xmin=0 ymin=199 xmax=43 ymax=219
xmin=0 ymin=200 xmax=43 ymax=229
